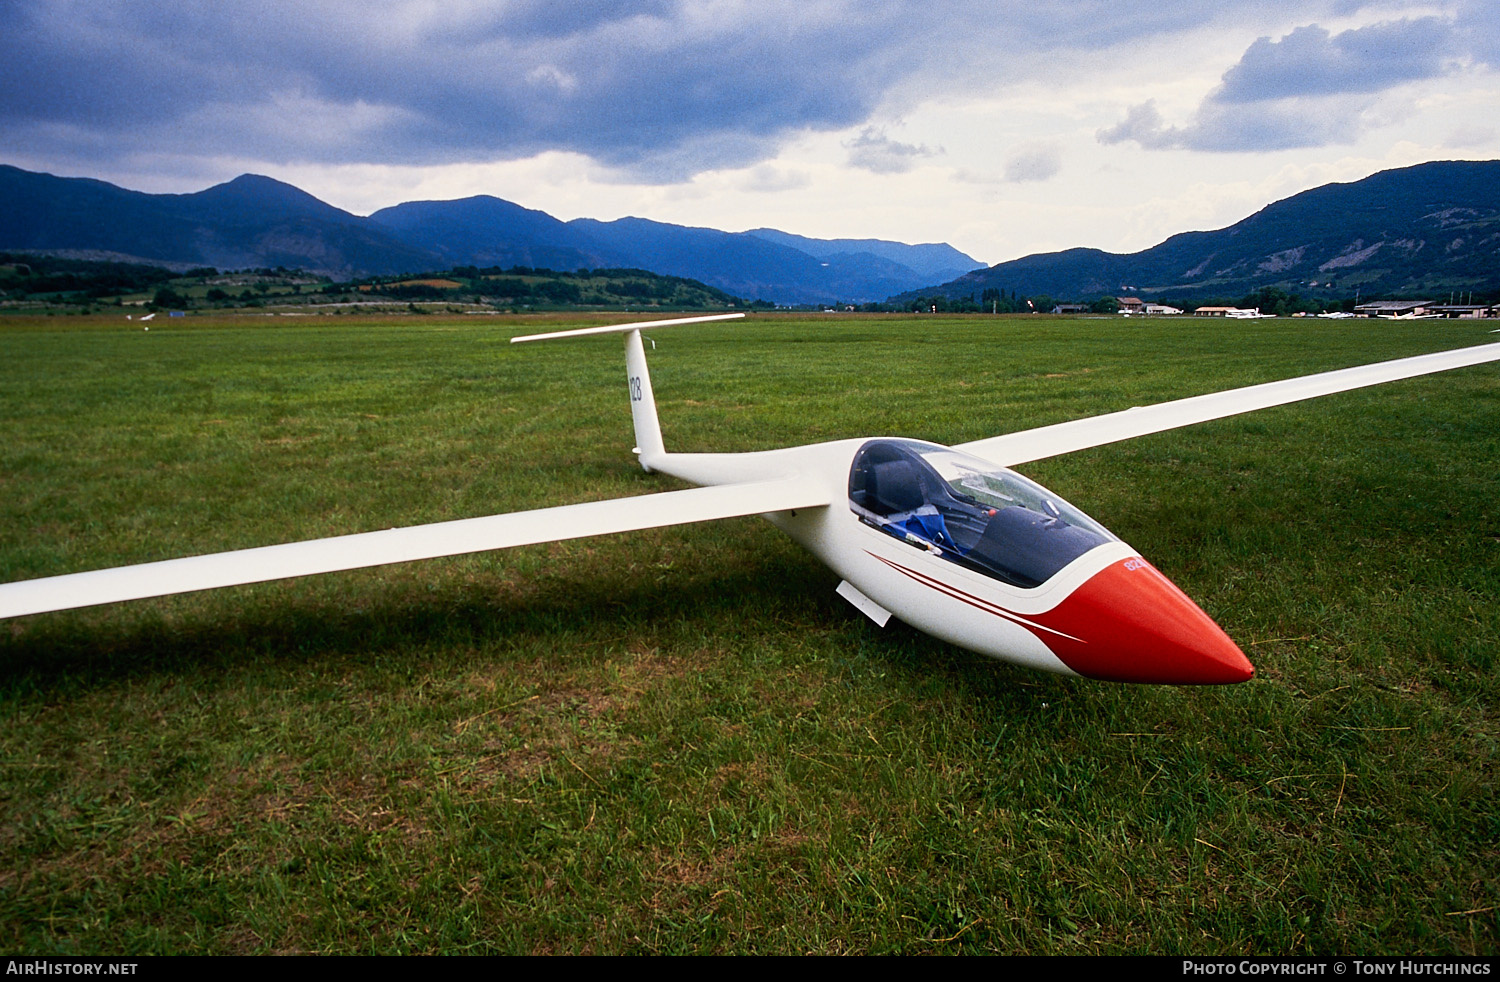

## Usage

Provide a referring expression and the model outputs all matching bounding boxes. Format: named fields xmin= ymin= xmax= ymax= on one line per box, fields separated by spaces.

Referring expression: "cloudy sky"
xmin=2 ymin=0 xmax=1497 ymax=265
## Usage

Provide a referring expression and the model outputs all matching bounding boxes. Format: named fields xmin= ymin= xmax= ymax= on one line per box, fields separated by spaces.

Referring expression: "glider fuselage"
xmin=643 ymin=437 xmax=1252 ymax=685
xmin=621 ymin=318 xmax=1251 ymax=685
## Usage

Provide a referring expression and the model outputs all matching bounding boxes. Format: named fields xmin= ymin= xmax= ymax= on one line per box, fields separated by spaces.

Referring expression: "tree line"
xmin=0 ymin=257 xmax=749 ymax=312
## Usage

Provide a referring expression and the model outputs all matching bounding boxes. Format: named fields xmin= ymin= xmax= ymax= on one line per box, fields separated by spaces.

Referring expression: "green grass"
xmin=1 ymin=312 xmax=1496 ymax=954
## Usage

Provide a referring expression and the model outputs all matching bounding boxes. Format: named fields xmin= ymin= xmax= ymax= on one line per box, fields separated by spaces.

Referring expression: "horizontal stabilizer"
xmin=958 ymin=342 xmax=1500 ymax=466
xmin=0 ymin=476 xmax=831 ymax=619
xmin=511 ymin=312 xmax=744 ymax=344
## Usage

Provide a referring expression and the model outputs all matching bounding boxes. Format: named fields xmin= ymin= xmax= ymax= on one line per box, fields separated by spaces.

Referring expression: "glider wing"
xmin=956 ymin=342 xmax=1500 ymax=467
xmin=0 ymin=476 xmax=830 ymax=619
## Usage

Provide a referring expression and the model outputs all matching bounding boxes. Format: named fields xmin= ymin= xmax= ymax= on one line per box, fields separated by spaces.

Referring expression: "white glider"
xmin=3 ymin=312 xmax=1498 ymax=684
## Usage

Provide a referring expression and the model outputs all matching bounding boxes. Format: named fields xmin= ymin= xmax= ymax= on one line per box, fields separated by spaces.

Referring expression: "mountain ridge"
xmin=4 ymin=160 xmax=1496 ymax=306
xmin=907 ymin=160 xmax=1500 ymax=303
xmin=0 ymin=164 xmax=983 ymax=304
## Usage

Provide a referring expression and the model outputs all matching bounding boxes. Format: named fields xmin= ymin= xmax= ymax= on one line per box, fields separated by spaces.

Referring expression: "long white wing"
xmin=956 ymin=342 xmax=1500 ymax=467
xmin=0 ymin=477 xmax=831 ymax=619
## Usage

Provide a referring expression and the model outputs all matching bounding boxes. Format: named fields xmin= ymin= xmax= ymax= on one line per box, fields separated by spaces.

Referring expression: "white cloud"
xmin=1096 ymin=15 xmax=1489 ymax=155
xmin=1445 ymin=124 xmax=1496 ymax=148
xmin=843 ymin=127 xmax=942 ymax=175
xmin=1098 ymin=95 xmax=1374 ymax=152
xmin=740 ymin=165 xmax=813 ymax=193
xmin=525 ymin=65 xmax=580 ymax=95
xmin=1000 ymin=144 xmax=1063 ymax=183
xmin=1218 ymin=20 xmax=1457 ymax=102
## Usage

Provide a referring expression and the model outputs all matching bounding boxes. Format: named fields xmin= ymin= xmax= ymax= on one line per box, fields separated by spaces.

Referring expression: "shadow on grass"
xmin=0 ymin=541 xmax=852 ymax=684
xmin=1 ymin=536 xmax=1086 ymax=729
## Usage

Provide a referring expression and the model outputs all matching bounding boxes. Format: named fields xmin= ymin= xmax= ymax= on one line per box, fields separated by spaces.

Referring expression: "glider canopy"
xmin=849 ymin=439 xmax=1115 ymax=589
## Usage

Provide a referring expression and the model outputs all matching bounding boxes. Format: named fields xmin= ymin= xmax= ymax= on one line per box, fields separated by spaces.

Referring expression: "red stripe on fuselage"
xmin=867 ymin=551 xmax=1084 ymax=642
xmin=867 ymin=551 xmax=1253 ymax=684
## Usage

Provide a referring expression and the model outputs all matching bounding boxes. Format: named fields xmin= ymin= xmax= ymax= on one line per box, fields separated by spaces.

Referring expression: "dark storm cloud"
xmin=0 ymin=0 xmax=1483 ymax=180
xmin=0 ymin=0 xmax=916 ymax=178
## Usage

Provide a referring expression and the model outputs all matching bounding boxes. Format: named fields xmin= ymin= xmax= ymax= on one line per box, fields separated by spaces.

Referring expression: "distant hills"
xmin=5 ymin=159 xmax=1496 ymax=308
xmin=910 ymin=160 xmax=1500 ymax=304
xmin=0 ymin=165 xmax=980 ymax=305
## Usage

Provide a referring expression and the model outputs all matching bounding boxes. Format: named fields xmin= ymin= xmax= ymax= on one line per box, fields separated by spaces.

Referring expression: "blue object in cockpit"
xmin=892 ymin=508 xmax=956 ymax=551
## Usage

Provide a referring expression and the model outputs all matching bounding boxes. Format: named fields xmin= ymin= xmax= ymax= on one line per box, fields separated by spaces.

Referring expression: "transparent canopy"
xmin=848 ymin=439 xmax=1116 ymax=588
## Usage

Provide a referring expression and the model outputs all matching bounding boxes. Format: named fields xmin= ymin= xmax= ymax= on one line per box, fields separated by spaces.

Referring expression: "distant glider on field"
xmin=3 ymin=313 xmax=1498 ymax=684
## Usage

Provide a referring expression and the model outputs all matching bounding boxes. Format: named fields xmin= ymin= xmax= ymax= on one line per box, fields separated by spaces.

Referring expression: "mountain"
xmin=908 ymin=160 xmax=1500 ymax=303
xmin=365 ymin=203 xmax=847 ymax=301
xmin=0 ymin=166 xmax=436 ymax=278
xmin=0 ymin=164 xmax=983 ymax=304
xmin=366 ymin=203 xmax=984 ymax=304
xmin=567 ymin=216 xmax=833 ymax=301
xmin=365 ymin=195 xmax=599 ymax=272
xmin=744 ymin=228 xmax=978 ymax=283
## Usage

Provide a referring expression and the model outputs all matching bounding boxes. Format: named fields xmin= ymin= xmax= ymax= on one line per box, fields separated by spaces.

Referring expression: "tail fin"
xmin=512 ymin=313 xmax=745 ymax=473
xmin=623 ymin=327 xmax=663 ymax=470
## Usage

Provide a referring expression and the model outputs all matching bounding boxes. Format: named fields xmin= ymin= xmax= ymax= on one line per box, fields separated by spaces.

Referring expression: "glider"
xmin=3 ymin=312 xmax=1498 ymax=684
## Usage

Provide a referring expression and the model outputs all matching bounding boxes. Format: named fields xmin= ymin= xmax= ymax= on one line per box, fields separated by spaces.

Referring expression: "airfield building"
xmin=1353 ymin=300 xmax=1432 ymax=318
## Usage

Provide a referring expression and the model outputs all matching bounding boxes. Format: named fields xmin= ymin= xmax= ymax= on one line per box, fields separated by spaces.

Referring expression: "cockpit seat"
xmin=869 ymin=459 xmax=925 ymax=515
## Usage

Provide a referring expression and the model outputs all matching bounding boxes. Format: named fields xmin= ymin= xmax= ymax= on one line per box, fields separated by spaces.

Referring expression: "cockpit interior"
xmin=848 ymin=439 xmax=1115 ymax=588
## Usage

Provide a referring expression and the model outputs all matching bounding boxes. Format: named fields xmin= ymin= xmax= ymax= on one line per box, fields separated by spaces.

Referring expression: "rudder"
xmin=510 ymin=312 xmax=746 ymax=474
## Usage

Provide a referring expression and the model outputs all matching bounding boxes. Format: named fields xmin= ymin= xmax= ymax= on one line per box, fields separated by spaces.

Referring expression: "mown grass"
xmin=0 ymin=311 xmax=1495 ymax=954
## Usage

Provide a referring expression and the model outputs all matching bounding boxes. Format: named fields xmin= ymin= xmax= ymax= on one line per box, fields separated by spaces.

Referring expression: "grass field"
xmin=1 ymin=311 xmax=1496 ymax=954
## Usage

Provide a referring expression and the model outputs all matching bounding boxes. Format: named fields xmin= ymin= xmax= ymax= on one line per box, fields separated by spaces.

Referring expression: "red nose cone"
xmin=1035 ymin=558 xmax=1254 ymax=684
